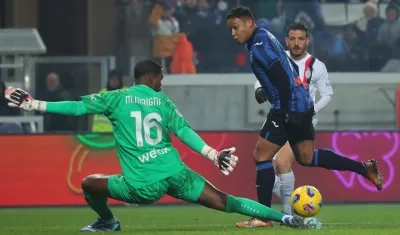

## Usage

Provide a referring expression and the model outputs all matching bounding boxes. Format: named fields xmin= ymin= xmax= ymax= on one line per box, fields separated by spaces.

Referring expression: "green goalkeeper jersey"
xmin=81 ymin=85 xmax=188 ymax=188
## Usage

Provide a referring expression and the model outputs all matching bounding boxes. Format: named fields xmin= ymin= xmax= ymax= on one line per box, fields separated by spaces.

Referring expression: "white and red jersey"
xmin=255 ymin=51 xmax=334 ymax=126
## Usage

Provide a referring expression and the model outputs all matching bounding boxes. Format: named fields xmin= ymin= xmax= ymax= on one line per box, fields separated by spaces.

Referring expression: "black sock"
xmin=255 ymin=160 xmax=275 ymax=209
xmin=313 ymin=149 xmax=367 ymax=177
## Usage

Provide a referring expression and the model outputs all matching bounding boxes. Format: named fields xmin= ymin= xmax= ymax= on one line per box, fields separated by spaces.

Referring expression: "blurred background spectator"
xmin=377 ymin=1 xmax=400 ymax=58
xmin=282 ymin=0 xmax=326 ymax=32
xmin=105 ymin=70 xmax=126 ymax=92
xmin=0 ymin=80 xmax=19 ymax=117
xmin=150 ymin=1 xmax=180 ymax=72
xmin=330 ymin=23 xmax=366 ymax=71
xmin=37 ymin=72 xmax=75 ymax=132
xmin=92 ymin=70 xmax=127 ymax=133
xmin=0 ymin=80 xmax=22 ymax=134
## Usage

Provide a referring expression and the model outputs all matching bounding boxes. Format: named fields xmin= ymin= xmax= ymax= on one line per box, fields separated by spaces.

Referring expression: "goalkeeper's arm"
xmin=175 ymin=126 xmax=218 ymax=162
xmin=34 ymin=101 xmax=88 ymax=116
xmin=175 ymin=126 xmax=238 ymax=175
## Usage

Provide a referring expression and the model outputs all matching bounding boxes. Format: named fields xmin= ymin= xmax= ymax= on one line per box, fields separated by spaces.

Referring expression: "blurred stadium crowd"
xmin=1 ymin=0 xmax=399 ymax=133
xmin=147 ymin=0 xmax=400 ymax=73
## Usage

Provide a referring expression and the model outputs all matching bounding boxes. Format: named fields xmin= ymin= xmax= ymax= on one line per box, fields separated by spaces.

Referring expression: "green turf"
xmin=0 ymin=204 xmax=398 ymax=235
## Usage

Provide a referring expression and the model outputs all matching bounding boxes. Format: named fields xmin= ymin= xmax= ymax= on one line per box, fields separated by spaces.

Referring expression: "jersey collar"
xmin=245 ymin=27 xmax=260 ymax=50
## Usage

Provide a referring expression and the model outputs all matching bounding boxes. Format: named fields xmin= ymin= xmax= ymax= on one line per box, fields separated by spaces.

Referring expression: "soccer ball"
xmin=290 ymin=185 xmax=322 ymax=217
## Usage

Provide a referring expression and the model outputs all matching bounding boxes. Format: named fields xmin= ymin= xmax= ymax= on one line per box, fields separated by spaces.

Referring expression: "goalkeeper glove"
xmin=4 ymin=87 xmax=46 ymax=112
xmin=255 ymin=87 xmax=267 ymax=104
xmin=202 ymin=146 xmax=239 ymax=175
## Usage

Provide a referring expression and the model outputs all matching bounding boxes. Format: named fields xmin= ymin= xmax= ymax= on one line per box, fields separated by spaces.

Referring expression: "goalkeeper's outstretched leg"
xmin=77 ymin=169 xmax=322 ymax=232
xmin=196 ymin=181 xmax=322 ymax=229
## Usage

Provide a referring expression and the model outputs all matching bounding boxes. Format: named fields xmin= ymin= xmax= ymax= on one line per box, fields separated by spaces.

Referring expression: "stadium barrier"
xmin=1 ymin=131 xmax=398 ymax=207
xmin=158 ymin=73 xmax=399 ymax=131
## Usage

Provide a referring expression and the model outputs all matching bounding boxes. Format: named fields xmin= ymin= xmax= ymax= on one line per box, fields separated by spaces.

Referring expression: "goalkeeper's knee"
xmin=81 ymin=174 xmax=110 ymax=195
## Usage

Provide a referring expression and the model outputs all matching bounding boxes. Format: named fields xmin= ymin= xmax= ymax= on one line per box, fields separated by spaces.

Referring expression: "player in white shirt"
xmin=254 ymin=22 xmax=334 ymax=217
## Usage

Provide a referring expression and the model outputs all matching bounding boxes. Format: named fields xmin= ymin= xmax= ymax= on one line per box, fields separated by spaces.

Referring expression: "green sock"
xmin=225 ymin=195 xmax=286 ymax=222
xmin=84 ymin=191 xmax=114 ymax=221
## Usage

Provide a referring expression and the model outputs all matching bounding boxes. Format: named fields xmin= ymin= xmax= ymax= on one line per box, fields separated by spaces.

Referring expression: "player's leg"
xmin=236 ymin=111 xmax=287 ymax=227
xmin=273 ymin=141 xmax=295 ymax=215
xmin=168 ymin=166 xmax=321 ymax=229
xmin=271 ymin=162 xmax=281 ymax=198
xmin=292 ymin=140 xmax=383 ymax=190
xmin=199 ymin=180 xmax=321 ymax=229
xmin=81 ymin=174 xmax=169 ymax=232
xmin=254 ymin=136 xmax=281 ymax=208
xmin=288 ymin=114 xmax=383 ymax=191
xmin=79 ymin=174 xmax=121 ymax=232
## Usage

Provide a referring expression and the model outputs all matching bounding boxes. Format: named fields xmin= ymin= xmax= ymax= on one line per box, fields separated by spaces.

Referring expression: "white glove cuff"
xmin=31 ymin=100 xmax=47 ymax=112
xmin=201 ymin=145 xmax=218 ymax=163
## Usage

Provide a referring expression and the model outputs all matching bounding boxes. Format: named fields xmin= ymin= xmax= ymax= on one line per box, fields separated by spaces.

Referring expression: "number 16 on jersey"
xmin=131 ymin=111 xmax=163 ymax=147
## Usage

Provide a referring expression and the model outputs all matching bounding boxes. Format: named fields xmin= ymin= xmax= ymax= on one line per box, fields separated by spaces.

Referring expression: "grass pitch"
xmin=1 ymin=204 xmax=398 ymax=235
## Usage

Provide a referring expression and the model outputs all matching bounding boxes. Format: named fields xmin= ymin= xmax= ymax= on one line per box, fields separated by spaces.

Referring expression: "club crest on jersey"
xmin=294 ymin=76 xmax=302 ymax=86
xmin=302 ymin=68 xmax=312 ymax=90
xmin=305 ymin=68 xmax=312 ymax=80
xmin=175 ymin=109 xmax=183 ymax=117
xmin=90 ymin=94 xmax=99 ymax=101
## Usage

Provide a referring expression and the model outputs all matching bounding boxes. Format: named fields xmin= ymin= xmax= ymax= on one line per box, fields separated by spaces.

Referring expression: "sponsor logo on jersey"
xmin=325 ymin=80 xmax=331 ymax=87
xmin=138 ymin=147 xmax=172 ymax=163
xmin=90 ymin=94 xmax=100 ymax=101
xmin=175 ymin=109 xmax=183 ymax=117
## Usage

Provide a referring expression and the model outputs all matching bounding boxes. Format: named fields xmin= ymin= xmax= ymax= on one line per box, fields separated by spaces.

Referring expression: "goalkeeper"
xmin=5 ymin=60 xmax=321 ymax=232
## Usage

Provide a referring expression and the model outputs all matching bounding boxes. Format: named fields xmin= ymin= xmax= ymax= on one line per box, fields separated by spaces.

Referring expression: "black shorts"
xmin=260 ymin=108 xmax=315 ymax=146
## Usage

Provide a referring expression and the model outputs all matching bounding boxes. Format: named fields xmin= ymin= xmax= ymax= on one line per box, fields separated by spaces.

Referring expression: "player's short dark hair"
xmin=134 ymin=60 xmax=162 ymax=80
xmin=226 ymin=6 xmax=254 ymax=20
xmin=286 ymin=22 xmax=310 ymax=37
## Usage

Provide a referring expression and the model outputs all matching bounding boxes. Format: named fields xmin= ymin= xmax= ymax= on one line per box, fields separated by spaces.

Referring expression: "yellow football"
xmin=290 ymin=185 xmax=322 ymax=217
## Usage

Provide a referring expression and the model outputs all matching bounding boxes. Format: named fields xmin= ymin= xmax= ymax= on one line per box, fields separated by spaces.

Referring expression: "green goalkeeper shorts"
xmin=107 ymin=166 xmax=206 ymax=204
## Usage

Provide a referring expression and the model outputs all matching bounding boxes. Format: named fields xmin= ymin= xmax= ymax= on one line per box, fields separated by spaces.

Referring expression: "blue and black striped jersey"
xmin=246 ymin=27 xmax=314 ymax=112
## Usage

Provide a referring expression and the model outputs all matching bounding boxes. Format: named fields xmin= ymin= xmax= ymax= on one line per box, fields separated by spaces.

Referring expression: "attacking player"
xmin=5 ymin=60 xmax=322 ymax=232
xmin=254 ymin=22 xmax=334 ymax=217
xmin=226 ymin=6 xmax=383 ymax=228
